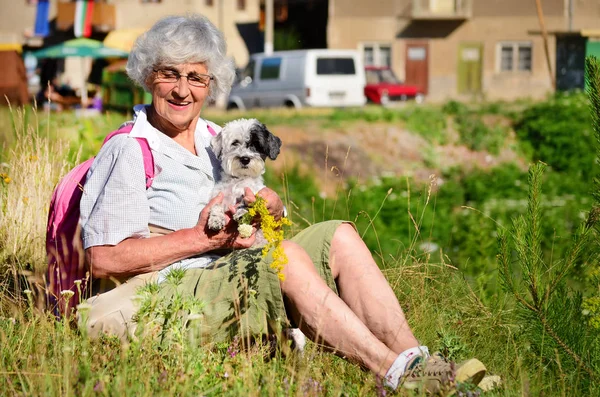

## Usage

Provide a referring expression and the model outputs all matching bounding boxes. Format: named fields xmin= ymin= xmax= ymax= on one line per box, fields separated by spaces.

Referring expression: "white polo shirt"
xmin=80 ymin=105 xmax=223 ymax=278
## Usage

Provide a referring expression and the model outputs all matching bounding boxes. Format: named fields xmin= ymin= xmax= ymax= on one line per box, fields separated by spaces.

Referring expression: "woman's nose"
xmin=173 ymin=77 xmax=191 ymax=97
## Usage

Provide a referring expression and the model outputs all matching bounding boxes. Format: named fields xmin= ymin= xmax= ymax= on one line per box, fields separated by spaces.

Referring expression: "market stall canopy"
xmin=27 ymin=38 xmax=129 ymax=59
xmin=26 ymin=38 xmax=128 ymax=107
xmin=0 ymin=43 xmax=23 ymax=53
xmin=103 ymin=28 xmax=146 ymax=52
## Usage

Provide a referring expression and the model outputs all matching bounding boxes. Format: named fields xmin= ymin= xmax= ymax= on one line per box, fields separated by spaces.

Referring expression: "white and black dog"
xmin=207 ymin=118 xmax=282 ymax=234
xmin=208 ymin=118 xmax=306 ymax=352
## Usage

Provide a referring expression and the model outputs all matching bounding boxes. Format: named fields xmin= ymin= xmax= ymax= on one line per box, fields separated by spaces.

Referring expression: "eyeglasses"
xmin=153 ymin=68 xmax=214 ymax=88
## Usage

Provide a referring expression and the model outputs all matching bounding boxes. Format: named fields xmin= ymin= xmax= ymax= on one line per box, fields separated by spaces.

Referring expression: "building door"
xmin=405 ymin=42 xmax=429 ymax=95
xmin=457 ymin=42 xmax=482 ymax=95
xmin=556 ymin=35 xmax=586 ymax=91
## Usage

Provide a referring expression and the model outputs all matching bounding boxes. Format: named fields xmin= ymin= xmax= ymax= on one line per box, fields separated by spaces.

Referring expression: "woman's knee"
xmin=330 ymin=222 xmax=368 ymax=278
xmin=281 ymin=240 xmax=310 ymax=262
xmin=332 ymin=223 xmax=360 ymax=246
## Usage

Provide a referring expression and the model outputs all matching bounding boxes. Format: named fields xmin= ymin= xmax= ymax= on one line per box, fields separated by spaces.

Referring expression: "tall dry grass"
xmin=0 ymin=106 xmax=76 ymax=312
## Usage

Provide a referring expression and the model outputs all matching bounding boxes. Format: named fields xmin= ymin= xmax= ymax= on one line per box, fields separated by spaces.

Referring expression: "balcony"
xmin=412 ymin=0 xmax=472 ymax=20
xmin=56 ymin=1 xmax=116 ymax=32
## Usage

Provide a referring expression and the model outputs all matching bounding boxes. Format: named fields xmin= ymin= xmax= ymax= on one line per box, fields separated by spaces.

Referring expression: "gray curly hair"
xmin=126 ymin=14 xmax=235 ymax=101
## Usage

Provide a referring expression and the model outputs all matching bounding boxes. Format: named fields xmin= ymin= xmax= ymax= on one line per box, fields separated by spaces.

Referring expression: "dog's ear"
xmin=210 ymin=132 xmax=223 ymax=159
xmin=251 ymin=122 xmax=282 ymax=160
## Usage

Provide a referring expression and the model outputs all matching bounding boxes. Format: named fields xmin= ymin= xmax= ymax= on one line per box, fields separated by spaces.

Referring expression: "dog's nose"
xmin=239 ymin=156 xmax=251 ymax=166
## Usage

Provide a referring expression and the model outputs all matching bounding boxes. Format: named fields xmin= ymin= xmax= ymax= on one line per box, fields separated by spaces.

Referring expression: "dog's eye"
xmin=232 ymin=140 xmax=241 ymax=147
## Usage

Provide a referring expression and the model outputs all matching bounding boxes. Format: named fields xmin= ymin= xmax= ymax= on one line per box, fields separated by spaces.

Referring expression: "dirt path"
xmin=270 ymin=120 xmax=527 ymax=195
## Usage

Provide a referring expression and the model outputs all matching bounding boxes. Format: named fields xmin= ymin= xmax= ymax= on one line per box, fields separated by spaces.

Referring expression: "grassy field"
xmin=0 ymin=100 xmax=598 ymax=396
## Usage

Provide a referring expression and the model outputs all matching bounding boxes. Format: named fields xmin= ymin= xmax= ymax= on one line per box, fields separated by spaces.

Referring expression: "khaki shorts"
xmin=83 ymin=220 xmax=348 ymax=343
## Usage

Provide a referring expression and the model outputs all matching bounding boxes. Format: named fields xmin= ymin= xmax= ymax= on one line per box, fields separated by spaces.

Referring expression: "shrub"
xmin=514 ymin=91 xmax=597 ymax=180
xmin=455 ymin=113 xmax=507 ymax=155
xmin=403 ymin=106 xmax=449 ymax=144
xmin=441 ymin=100 xmax=469 ymax=116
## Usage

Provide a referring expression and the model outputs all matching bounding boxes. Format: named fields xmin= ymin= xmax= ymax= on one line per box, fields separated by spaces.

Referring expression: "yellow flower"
xmin=3 ymin=177 xmax=11 ymax=184
xmin=241 ymin=197 xmax=291 ymax=280
xmin=22 ymin=197 xmax=29 ymax=204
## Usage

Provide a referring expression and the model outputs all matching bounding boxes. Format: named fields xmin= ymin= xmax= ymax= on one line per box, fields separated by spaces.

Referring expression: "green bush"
xmin=455 ymin=113 xmax=507 ymax=154
xmin=514 ymin=91 xmax=597 ymax=180
xmin=441 ymin=100 xmax=469 ymax=115
xmin=403 ymin=106 xmax=449 ymax=144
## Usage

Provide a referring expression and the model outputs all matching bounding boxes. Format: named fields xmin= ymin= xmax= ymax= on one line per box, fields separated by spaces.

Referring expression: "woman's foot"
xmin=398 ymin=353 xmax=487 ymax=394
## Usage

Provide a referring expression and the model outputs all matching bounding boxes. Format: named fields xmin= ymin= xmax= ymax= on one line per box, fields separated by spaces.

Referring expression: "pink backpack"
xmin=45 ymin=124 xmax=155 ymax=317
xmin=46 ymin=122 xmax=218 ymax=317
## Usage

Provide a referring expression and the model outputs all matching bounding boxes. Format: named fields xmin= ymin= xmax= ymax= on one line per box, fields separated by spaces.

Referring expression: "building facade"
xmin=2 ymin=0 xmax=260 ymax=65
xmin=328 ymin=0 xmax=600 ymax=101
xmin=0 ymin=0 xmax=260 ymax=99
xmin=3 ymin=0 xmax=600 ymax=102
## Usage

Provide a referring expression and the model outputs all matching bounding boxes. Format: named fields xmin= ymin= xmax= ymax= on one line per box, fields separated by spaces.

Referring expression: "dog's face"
xmin=210 ymin=118 xmax=282 ymax=179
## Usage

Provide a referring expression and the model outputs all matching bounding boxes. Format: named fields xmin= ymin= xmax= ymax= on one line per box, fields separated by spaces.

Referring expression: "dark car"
xmin=364 ymin=66 xmax=424 ymax=105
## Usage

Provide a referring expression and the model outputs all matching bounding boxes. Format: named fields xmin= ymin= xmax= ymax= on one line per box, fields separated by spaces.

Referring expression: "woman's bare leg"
xmin=329 ymin=223 xmax=420 ymax=355
xmin=280 ymin=241 xmax=396 ymax=377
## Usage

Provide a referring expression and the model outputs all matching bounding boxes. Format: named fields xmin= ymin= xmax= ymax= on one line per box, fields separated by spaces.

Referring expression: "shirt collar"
xmin=128 ymin=105 xmax=161 ymax=151
xmin=128 ymin=105 xmax=214 ymax=152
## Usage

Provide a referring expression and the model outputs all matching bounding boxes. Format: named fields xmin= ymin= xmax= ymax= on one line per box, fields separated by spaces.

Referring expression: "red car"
xmin=364 ymin=66 xmax=424 ymax=105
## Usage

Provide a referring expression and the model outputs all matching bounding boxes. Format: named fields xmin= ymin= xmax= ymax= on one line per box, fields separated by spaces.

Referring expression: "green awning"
xmin=27 ymin=38 xmax=128 ymax=59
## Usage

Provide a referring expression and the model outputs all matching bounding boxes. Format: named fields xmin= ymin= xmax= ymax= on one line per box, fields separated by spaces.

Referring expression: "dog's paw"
xmin=284 ymin=328 xmax=307 ymax=354
xmin=233 ymin=207 xmax=249 ymax=222
xmin=207 ymin=216 xmax=225 ymax=231
xmin=208 ymin=206 xmax=226 ymax=231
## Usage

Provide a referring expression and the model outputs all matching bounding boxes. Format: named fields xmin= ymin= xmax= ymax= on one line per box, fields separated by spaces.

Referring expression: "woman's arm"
xmin=86 ymin=193 xmax=257 ymax=278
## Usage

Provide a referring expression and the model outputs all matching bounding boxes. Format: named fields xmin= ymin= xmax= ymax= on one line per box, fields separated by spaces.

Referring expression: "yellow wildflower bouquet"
xmin=238 ymin=197 xmax=291 ymax=280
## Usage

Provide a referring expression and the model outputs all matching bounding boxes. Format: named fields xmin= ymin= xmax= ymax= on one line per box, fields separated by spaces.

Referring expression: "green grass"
xmin=1 ymin=99 xmax=598 ymax=396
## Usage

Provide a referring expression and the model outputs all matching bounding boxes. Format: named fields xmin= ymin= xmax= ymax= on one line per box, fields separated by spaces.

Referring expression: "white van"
xmin=227 ymin=49 xmax=366 ymax=110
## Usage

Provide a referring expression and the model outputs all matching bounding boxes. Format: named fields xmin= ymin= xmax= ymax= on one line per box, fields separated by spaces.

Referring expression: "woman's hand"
xmin=195 ymin=193 xmax=257 ymax=251
xmin=243 ymin=187 xmax=285 ymax=221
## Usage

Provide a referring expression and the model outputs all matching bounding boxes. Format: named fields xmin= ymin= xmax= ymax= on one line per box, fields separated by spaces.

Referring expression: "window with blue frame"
xmin=260 ymin=57 xmax=282 ymax=80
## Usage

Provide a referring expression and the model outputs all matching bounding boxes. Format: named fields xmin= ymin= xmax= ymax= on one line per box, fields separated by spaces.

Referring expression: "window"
xmin=206 ymin=0 xmax=213 ymax=5
xmin=141 ymin=0 xmax=162 ymax=3
xmin=379 ymin=46 xmax=391 ymax=67
xmin=316 ymin=58 xmax=356 ymax=75
xmin=361 ymin=43 xmax=392 ymax=67
xmin=498 ymin=42 xmax=532 ymax=72
xmin=260 ymin=57 xmax=281 ymax=80
xmin=364 ymin=46 xmax=374 ymax=66
xmin=237 ymin=0 xmax=245 ymax=10
xmin=517 ymin=44 xmax=532 ymax=71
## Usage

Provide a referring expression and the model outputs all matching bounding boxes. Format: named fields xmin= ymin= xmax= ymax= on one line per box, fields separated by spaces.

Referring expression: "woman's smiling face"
xmin=149 ymin=62 xmax=211 ymax=132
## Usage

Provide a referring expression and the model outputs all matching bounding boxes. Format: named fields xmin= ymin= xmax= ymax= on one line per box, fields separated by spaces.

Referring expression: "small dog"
xmin=208 ymin=118 xmax=282 ymax=234
xmin=208 ymin=118 xmax=306 ymax=353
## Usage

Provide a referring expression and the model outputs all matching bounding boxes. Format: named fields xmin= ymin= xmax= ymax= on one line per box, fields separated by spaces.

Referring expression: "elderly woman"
xmin=79 ymin=14 xmax=485 ymax=394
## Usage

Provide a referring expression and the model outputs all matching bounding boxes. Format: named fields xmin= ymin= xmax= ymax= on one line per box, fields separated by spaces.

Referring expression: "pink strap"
xmin=207 ymin=123 xmax=217 ymax=136
xmin=104 ymin=124 xmax=155 ymax=189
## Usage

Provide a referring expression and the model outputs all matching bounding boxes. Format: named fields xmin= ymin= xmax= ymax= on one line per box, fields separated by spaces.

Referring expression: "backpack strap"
xmin=206 ymin=122 xmax=217 ymax=137
xmin=137 ymin=138 xmax=154 ymax=189
xmin=103 ymin=124 xmax=155 ymax=189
